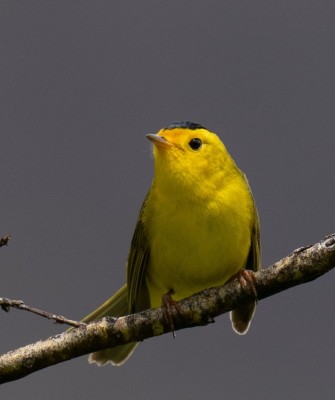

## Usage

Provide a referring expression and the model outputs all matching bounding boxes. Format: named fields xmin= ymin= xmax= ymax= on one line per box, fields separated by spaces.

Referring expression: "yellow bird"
xmin=83 ymin=121 xmax=261 ymax=366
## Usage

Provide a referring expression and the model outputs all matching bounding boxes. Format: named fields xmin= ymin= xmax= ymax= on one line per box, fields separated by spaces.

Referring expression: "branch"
xmin=0 ymin=298 xmax=84 ymax=327
xmin=0 ymin=234 xmax=334 ymax=384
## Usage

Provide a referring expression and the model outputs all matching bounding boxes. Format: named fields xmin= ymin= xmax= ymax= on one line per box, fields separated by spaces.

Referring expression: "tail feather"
xmin=230 ymin=300 xmax=256 ymax=335
xmin=83 ymin=284 xmax=137 ymax=366
xmin=89 ymin=343 xmax=138 ymax=366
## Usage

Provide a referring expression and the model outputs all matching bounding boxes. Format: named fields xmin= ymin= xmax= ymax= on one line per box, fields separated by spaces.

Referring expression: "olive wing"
xmin=126 ymin=193 xmax=151 ymax=313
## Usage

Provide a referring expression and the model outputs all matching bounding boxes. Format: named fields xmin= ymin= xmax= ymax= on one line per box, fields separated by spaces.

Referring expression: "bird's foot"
xmin=161 ymin=289 xmax=182 ymax=338
xmin=229 ymin=270 xmax=258 ymax=301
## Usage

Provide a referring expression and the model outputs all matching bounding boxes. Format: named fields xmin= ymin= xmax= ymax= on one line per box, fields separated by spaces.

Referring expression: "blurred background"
xmin=1 ymin=1 xmax=334 ymax=399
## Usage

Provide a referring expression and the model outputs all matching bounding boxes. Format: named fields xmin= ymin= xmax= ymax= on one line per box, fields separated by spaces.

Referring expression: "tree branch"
xmin=0 ymin=234 xmax=334 ymax=384
xmin=0 ymin=298 xmax=84 ymax=327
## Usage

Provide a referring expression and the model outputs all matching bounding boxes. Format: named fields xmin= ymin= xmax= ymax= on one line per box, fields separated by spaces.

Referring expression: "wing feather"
xmin=126 ymin=193 xmax=151 ymax=313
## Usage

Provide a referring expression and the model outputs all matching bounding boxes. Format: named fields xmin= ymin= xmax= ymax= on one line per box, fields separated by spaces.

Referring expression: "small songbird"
xmin=82 ymin=121 xmax=261 ymax=366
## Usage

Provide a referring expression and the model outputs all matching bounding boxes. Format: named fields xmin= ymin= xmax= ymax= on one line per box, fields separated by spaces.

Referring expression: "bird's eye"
xmin=189 ymin=138 xmax=202 ymax=151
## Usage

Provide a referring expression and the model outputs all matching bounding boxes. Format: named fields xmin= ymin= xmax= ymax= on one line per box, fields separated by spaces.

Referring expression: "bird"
xmin=82 ymin=121 xmax=261 ymax=366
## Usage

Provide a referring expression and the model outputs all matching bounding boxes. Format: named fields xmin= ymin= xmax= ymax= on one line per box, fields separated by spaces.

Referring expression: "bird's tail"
xmin=230 ymin=300 xmax=256 ymax=335
xmin=82 ymin=284 xmax=137 ymax=366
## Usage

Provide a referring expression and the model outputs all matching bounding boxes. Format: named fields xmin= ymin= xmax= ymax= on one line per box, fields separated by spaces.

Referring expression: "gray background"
xmin=1 ymin=1 xmax=335 ymax=399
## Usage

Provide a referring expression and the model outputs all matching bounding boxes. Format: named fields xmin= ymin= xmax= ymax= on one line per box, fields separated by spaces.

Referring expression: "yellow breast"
xmin=144 ymin=172 xmax=254 ymax=308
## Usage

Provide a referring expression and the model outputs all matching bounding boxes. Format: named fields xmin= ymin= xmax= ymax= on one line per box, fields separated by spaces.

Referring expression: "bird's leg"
xmin=229 ymin=270 xmax=258 ymax=301
xmin=161 ymin=289 xmax=182 ymax=338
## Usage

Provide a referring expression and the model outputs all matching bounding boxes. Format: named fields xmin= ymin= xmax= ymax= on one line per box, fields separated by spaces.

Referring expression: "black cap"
xmin=163 ymin=121 xmax=206 ymax=131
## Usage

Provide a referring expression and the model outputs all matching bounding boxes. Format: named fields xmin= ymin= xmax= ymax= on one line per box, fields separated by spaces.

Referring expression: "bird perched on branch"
xmin=82 ymin=121 xmax=261 ymax=366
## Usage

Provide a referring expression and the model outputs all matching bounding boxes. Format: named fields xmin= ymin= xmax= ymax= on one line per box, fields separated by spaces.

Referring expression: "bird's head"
xmin=146 ymin=121 xmax=237 ymax=194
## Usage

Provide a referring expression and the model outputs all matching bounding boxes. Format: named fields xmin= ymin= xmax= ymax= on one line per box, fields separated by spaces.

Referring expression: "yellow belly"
xmin=145 ymin=194 xmax=253 ymax=308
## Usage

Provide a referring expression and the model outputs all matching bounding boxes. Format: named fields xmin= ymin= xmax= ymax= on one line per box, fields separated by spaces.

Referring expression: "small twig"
xmin=0 ymin=235 xmax=12 ymax=248
xmin=0 ymin=298 xmax=84 ymax=328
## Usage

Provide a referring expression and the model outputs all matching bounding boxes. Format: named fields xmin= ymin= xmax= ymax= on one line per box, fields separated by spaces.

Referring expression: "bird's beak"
xmin=146 ymin=134 xmax=175 ymax=148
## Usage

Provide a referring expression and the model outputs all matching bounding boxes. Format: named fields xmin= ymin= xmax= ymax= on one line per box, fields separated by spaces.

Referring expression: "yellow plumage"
xmin=82 ymin=121 xmax=261 ymax=366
